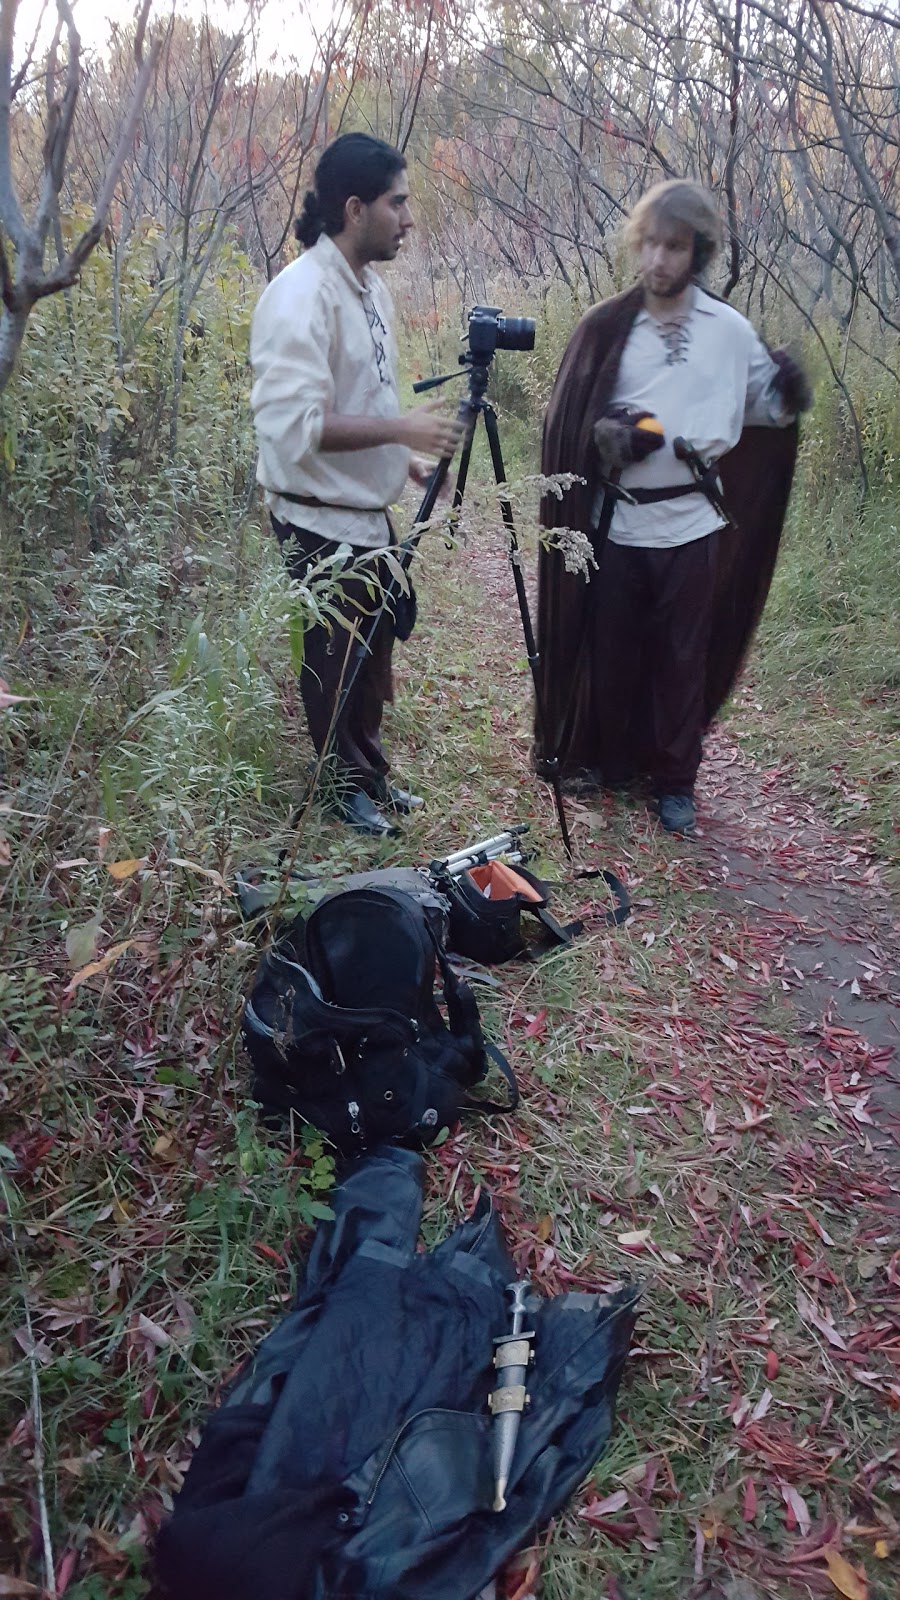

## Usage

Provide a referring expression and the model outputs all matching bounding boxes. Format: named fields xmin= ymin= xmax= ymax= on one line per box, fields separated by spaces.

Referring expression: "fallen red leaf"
xmin=253 ymin=1242 xmax=286 ymax=1267
xmin=781 ymin=1480 xmax=812 ymax=1536
xmin=55 ymin=1549 xmax=79 ymax=1596
xmin=581 ymin=1489 xmax=629 ymax=1517
xmin=525 ymin=1008 xmax=548 ymax=1039
xmin=501 ymin=1543 xmax=541 ymax=1600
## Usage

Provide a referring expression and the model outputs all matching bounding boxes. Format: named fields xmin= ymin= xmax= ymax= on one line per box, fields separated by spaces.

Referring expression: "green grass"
xmin=730 ymin=486 xmax=899 ymax=883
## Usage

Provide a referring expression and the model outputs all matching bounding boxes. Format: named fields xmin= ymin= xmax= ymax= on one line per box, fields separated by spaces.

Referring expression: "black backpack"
xmin=241 ymin=885 xmax=517 ymax=1153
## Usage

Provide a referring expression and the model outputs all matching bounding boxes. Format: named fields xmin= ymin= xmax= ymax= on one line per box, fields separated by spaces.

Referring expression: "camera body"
xmin=468 ymin=305 xmax=536 ymax=362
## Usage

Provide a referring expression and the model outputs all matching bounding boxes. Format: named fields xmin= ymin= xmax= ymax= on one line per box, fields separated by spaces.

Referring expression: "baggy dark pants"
xmin=273 ymin=518 xmax=393 ymax=796
xmin=590 ymin=531 xmax=719 ymax=793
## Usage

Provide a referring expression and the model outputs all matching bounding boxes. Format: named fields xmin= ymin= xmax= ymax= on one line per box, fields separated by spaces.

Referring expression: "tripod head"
xmin=412 ymin=348 xmax=492 ymax=400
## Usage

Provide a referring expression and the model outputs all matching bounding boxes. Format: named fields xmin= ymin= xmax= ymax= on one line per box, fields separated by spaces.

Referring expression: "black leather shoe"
xmin=373 ymin=778 xmax=424 ymax=814
xmin=332 ymin=788 xmax=401 ymax=838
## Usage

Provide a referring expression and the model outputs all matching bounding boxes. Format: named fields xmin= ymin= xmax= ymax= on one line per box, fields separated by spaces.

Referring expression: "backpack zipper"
xmin=264 ymin=954 xmax=418 ymax=1038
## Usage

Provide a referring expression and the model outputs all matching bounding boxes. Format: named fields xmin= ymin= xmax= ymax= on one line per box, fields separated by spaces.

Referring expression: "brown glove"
xmin=592 ymin=406 xmax=665 ymax=475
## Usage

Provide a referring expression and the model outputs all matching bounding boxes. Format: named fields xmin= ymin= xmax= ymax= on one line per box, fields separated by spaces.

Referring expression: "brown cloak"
xmin=535 ymin=284 xmax=799 ymax=774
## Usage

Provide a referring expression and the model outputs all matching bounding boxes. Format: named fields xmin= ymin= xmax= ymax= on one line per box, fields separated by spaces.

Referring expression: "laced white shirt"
xmin=250 ymin=235 xmax=409 ymax=550
xmin=608 ymin=286 xmax=793 ymax=548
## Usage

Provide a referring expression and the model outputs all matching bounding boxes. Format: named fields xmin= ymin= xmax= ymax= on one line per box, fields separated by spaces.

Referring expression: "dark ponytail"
xmin=295 ymin=189 xmax=324 ymax=249
xmin=294 ymin=133 xmax=406 ymax=248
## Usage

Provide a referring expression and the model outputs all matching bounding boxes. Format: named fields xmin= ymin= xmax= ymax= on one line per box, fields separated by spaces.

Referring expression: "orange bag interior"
xmin=468 ymin=862 xmax=543 ymax=904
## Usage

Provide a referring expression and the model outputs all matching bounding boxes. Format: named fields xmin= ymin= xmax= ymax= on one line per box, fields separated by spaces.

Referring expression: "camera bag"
xmin=242 ymin=884 xmax=517 ymax=1153
xmin=435 ymin=860 xmax=576 ymax=964
xmin=436 ymin=860 xmax=630 ymax=965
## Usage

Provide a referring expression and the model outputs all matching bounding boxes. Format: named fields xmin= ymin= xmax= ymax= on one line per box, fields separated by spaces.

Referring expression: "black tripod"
xmin=413 ymin=349 xmax=575 ymax=855
xmin=318 ymin=337 xmax=575 ymax=857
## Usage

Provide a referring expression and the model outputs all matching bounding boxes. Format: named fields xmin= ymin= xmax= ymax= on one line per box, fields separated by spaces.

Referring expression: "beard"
xmin=360 ymin=226 xmax=404 ymax=264
xmin=645 ymin=264 xmax=694 ymax=299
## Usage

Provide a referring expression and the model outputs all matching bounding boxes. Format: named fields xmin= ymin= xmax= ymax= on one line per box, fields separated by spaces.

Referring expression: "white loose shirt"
xmin=250 ymin=234 xmax=409 ymax=549
xmin=608 ymin=286 xmax=792 ymax=548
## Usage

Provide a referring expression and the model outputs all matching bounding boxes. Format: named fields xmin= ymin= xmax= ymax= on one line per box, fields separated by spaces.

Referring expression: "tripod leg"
xmin=481 ymin=404 xmax=574 ymax=860
xmin=450 ymin=415 xmax=476 ymax=524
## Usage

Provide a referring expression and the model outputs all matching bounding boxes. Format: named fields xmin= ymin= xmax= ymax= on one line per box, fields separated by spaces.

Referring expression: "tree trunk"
xmin=0 ymin=305 xmax=28 ymax=393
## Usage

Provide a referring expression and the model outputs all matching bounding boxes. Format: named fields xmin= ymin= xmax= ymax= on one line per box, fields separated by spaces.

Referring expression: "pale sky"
xmin=13 ymin=0 xmax=333 ymax=68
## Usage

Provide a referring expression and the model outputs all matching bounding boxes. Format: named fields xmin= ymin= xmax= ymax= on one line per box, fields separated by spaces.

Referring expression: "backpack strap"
xmin=528 ymin=904 xmax=583 ymax=953
xmin=593 ymin=868 xmax=631 ymax=926
xmin=563 ymin=867 xmax=631 ymax=926
xmin=461 ymin=1042 xmax=520 ymax=1115
xmin=432 ymin=936 xmax=482 ymax=1041
xmin=519 ymin=867 xmax=630 ymax=954
xmin=429 ymin=933 xmax=520 ymax=1114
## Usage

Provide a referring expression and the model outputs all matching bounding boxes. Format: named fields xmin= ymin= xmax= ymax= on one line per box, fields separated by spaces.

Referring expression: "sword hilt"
xmin=673 ymin=436 xmax=730 ymax=523
xmin=673 ymin=435 xmax=705 ymax=474
xmin=507 ymin=1278 xmax=530 ymax=1331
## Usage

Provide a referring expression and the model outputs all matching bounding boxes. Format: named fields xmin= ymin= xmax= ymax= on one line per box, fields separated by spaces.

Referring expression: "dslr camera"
xmin=467 ymin=305 xmax=536 ymax=362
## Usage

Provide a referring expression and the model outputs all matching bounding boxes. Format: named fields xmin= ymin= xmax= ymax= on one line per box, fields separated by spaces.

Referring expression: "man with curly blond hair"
xmin=537 ymin=180 xmax=811 ymax=837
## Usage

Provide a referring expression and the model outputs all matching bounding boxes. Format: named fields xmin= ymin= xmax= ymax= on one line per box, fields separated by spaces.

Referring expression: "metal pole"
xmin=480 ymin=402 xmax=575 ymax=859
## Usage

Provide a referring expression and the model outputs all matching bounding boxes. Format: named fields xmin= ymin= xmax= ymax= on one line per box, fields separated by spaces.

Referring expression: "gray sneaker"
xmin=657 ymin=792 xmax=696 ymax=836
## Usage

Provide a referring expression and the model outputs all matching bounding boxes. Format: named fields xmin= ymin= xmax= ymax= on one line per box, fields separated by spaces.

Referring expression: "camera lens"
xmin=496 ymin=316 xmax=536 ymax=352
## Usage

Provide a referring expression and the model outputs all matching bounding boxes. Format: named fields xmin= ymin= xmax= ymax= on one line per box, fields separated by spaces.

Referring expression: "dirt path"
xmin=697 ymin=728 xmax=900 ymax=1175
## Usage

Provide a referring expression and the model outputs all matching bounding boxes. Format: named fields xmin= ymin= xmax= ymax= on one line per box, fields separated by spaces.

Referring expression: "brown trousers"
xmin=274 ymin=518 xmax=394 ymax=795
xmin=590 ymin=531 xmax=719 ymax=793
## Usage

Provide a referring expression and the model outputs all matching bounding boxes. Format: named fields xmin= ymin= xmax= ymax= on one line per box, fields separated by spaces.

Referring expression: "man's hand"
xmin=396 ymin=400 xmax=464 ymax=458
xmin=592 ymin=407 xmax=666 ymax=475
xmin=409 ymin=454 xmax=437 ymax=487
xmin=770 ymin=350 xmax=813 ymax=414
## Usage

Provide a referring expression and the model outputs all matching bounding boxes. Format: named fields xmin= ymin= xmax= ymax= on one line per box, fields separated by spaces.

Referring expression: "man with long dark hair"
xmin=251 ymin=133 xmax=461 ymax=837
xmin=537 ymin=180 xmax=812 ymax=837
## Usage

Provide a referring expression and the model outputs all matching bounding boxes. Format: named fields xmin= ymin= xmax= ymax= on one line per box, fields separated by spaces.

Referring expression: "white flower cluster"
xmin=553 ymin=526 xmax=598 ymax=580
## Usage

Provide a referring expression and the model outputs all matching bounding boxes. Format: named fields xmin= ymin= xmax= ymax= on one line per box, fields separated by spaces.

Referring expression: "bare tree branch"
xmin=0 ymin=0 xmax=160 ymax=390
